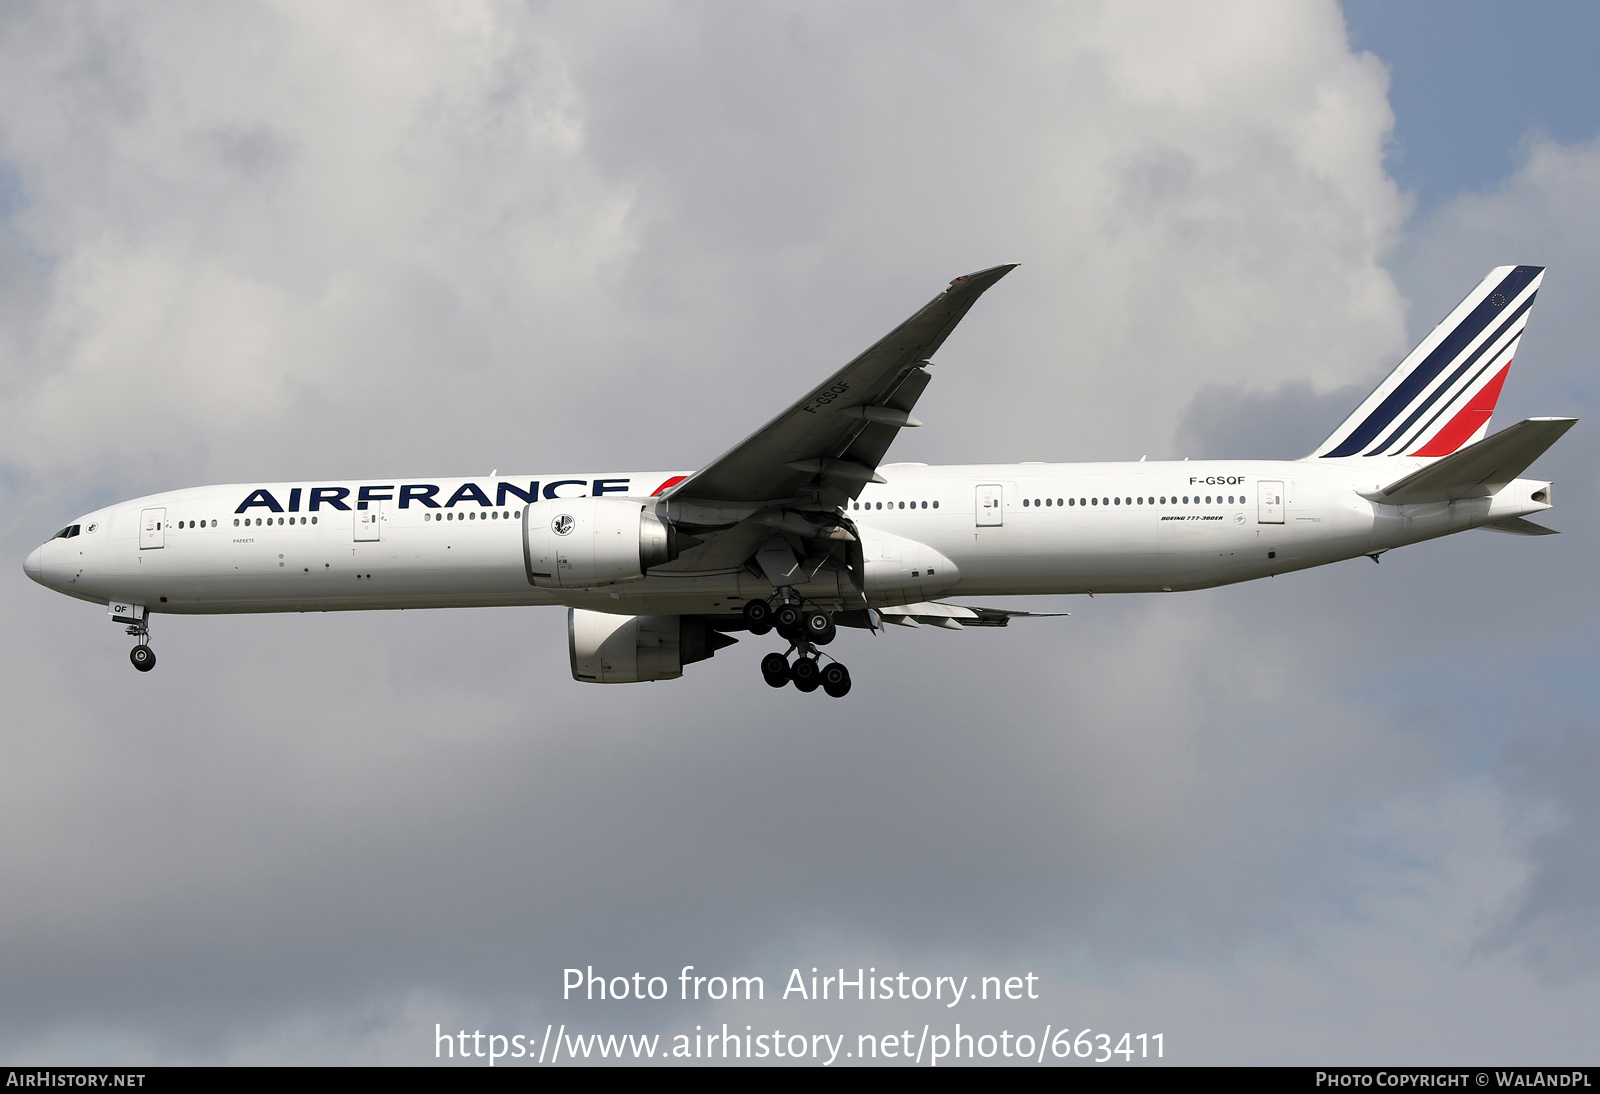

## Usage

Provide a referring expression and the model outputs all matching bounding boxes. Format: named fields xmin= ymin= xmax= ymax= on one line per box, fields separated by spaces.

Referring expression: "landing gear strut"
xmin=743 ymin=596 xmax=851 ymax=697
xmin=126 ymin=616 xmax=156 ymax=672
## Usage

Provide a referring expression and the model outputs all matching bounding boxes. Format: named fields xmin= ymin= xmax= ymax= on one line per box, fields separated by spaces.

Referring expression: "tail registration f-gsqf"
xmin=24 ymin=265 xmax=1574 ymax=696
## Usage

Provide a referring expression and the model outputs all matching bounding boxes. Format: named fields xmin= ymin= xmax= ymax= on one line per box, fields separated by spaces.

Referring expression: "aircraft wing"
xmin=663 ymin=264 xmax=1017 ymax=517
xmin=861 ymin=602 xmax=1069 ymax=630
xmin=1365 ymin=416 xmax=1577 ymax=505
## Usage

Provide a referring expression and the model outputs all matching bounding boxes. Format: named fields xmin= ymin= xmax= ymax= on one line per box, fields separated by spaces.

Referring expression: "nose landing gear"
xmin=743 ymin=597 xmax=851 ymax=697
xmin=121 ymin=611 xmax=156 ymax=672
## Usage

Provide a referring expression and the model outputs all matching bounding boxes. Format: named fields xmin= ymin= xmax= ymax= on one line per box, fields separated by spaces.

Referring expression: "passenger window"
xmin=233 ymin=519 xmax=240 ymax=527
xmin=1068 ymin=498 xmax=1075 ymax=506
xmin=1091 ymin=498 xmax=1098 ymax=506
xmin=1023 ymin=498 xmax=1029 ymax=507
xmin=932 ymin=501 xmax=939 ymax=508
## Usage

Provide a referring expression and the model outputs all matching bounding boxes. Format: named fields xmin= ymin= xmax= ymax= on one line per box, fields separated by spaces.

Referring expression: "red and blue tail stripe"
xmin=1312 ymin=265 xmax=1543 ymax=460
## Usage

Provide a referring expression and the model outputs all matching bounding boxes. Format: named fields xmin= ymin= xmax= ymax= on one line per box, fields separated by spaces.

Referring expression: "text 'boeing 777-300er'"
xmin=24 ymin=264 xmax=1576 ymax=696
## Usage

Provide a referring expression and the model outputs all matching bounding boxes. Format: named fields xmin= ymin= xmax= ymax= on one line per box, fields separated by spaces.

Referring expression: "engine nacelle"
xmin=568 ymin=609 xmax=736 ymax=683
xmin=524 ymin=497 xmax=677 ymax=588
xmin=858 ymin=528 xmax=961 ymax=603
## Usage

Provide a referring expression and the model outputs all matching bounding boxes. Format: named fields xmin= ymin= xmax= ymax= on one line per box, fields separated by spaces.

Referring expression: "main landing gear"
xmin=747 ymin=598 xmax=850 ymax=697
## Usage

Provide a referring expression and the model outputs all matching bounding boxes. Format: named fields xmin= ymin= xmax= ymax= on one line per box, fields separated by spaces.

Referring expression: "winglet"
xmin=946 ymin=264 xmax=1019 ymax=294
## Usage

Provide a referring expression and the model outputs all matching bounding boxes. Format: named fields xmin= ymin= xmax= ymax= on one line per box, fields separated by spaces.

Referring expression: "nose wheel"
xmin=745 ymin=598 xmax=850 ymax=697
xmin=123 ymin=614 xmax=156 ymax=672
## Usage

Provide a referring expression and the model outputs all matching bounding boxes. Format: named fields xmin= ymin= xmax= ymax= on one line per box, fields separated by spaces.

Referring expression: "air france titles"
xmin=234 ymin=479 xmax=645 ymax=515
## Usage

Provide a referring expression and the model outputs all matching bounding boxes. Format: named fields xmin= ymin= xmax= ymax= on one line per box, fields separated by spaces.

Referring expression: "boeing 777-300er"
xmin=24 ymin=264 xmax=1575 ymax=696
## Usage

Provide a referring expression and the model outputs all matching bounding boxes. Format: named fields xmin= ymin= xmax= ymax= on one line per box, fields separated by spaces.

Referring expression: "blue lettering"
xmin=497 ymin=481 xmax=539 ymax=507
xmin=236 ymin=489 xmax=285 ymax=514
xmin=288 ymin=487 xmax=302 ymax=513
xmin=309 ymin=487 xmax=351 ymax=511
xmin=592 ymin=478 xmax=631 ymax=496
xmin=446 ymin=482 xmax=492 ymax=508
xmin=543 ymin=479 xmax=588 ymax=500
xmin=357 ymin=484 xmax=395 ymax=511
xmin=399 ymin=484 xmax=440 ymax=509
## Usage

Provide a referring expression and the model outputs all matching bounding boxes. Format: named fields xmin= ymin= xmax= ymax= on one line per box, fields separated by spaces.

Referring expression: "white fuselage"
xmin=25 ymin=459 xmax=1553 ymax=620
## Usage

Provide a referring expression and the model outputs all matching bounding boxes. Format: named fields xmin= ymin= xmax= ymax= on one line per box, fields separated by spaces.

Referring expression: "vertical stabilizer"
xmin=1310 ymin=265 xmax=1543 ymax=459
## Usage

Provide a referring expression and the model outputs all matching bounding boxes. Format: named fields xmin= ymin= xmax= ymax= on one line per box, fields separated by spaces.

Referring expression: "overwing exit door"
xmin=1258 ymin=480 xmax=1284 ymax=524
xmin=140 ymin=508 xmax=166 ymax=549
xmin=976 ymin=484 xmax=1004 ymax=527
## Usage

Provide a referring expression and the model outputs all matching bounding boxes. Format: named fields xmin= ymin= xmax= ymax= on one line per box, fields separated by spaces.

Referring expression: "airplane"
xmin=24 ymin=264 xmax=1574 ymax=697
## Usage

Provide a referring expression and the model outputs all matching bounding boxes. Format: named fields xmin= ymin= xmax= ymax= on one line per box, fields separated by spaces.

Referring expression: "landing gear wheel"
xmin=790 ymin=656 xmax=821 ymax=693
xmin=129 ymin=645 xmax=156 ymax=672
xmin=804 ymin=610 xmax=836 ymax=646
xmin=774 ymin=603 xmax=805 ymax=640
xmin=743 ymin=599 xmax=774 ymax=636
xmin=821 ymin=662 xmax=851 ymax=698
xmin=760 ymin=651 xmax=790 ymax=688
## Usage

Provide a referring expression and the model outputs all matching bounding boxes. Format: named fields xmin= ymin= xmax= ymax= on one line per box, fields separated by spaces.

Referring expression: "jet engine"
xmin=524 ymin=497 xmax=681 ymax=588
xmin=568 ymin=609 xmax=737 ymax=683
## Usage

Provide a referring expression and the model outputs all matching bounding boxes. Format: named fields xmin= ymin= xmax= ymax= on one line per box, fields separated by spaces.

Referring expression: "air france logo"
xmin=552 ymin=514 xmax=575 ymax=536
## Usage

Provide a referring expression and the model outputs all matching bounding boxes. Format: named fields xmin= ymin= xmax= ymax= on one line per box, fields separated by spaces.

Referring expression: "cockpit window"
xmin=52 ymin=525 xmax=80 ymax=540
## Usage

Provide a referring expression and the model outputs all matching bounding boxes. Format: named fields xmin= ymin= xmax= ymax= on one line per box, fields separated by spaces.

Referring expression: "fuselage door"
xmin=976 ymin=484 xmax=1004 ymax=527
xmin=140 ymin=507 xmax=166 ymax=549
xmin=1258 ymin=480 xmax=1284 ymax=524
xmin=354 ymin=503 xmax=382 ymax=542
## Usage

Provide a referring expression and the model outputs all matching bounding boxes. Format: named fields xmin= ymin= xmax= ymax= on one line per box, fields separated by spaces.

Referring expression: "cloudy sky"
xmin=3 ymin=0 xmax=1599 ymax=1066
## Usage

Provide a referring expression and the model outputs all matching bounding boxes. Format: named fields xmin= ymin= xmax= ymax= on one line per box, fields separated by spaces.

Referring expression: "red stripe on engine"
xmin=1408 ymin=363 xmax=1511 ymax=457
xmin=650 ymin=475 xmax=688 ymax=497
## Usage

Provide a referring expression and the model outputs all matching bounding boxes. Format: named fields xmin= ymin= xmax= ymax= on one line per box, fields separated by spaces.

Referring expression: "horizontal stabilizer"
xmin=1366 ymin=417 xmax=1577 ymax=504
xmin=1480 ymin=516 xmax=1559 ymax=536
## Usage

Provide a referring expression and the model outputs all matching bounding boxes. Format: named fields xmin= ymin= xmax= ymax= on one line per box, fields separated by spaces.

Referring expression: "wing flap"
xmin=879 ymin=601 xmax=1069 ymax=628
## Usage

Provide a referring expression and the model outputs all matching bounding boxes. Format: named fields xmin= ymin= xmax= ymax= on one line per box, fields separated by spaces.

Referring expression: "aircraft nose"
xmin=24 ymin=545 xmax=43 ymax=584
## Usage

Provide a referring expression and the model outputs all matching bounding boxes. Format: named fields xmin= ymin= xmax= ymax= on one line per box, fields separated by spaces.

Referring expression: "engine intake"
xmin=568 ymin=610 xmax=737 ymax=683
xmin=524 ymin=497 xmax=679 ymax=588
